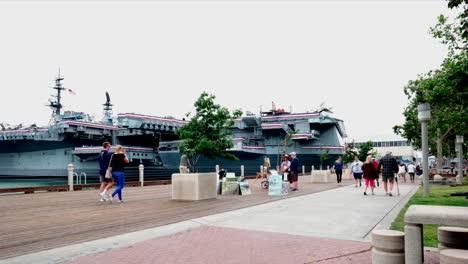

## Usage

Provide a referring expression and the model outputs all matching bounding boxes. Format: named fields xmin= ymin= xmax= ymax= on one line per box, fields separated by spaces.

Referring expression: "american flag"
xmin=67 ymin=88 xmax=76 ymax=95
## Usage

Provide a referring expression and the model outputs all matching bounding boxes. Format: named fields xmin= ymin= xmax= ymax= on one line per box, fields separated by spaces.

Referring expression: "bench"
xmin=404 ymin=205 xmax=468 ymax=264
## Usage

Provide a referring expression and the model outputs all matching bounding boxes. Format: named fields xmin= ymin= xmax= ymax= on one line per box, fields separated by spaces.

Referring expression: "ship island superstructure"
xmin=158 ymin=108 xmax=347 ymax=176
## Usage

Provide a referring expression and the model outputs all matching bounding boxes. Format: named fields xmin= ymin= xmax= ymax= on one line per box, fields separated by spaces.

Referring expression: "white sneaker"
xmin=109 ymin=195 xmax=113 ymax=203
xmin=99 ymin=194 xmax=107 ymax=202
xmin=119 ymin=199 xmax=126 ymax=203
xmin=100 ymin=192 xmax=107 ymax=200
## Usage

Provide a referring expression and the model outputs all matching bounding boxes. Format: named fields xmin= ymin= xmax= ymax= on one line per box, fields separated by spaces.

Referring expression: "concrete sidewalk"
xmin=2 ymin=181 xmax=434 ymax=264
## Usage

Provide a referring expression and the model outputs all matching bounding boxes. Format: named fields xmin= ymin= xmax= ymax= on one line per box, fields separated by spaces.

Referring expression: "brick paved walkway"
xmin=65 ymin=226 xmax=440 ymax=264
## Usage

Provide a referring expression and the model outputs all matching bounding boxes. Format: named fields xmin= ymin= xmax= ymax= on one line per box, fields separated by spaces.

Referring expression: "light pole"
xmin=456 ymin=135 xmax=464 ymax=184
xmin=418 ymin=103 xmax=430 ymax=197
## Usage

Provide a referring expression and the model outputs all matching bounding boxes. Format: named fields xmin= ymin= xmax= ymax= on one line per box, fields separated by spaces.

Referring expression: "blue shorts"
xmin=353 ymin=172 xmax=363 ymax=180
xmin=99 ymin=171 xmax=113 ymax=183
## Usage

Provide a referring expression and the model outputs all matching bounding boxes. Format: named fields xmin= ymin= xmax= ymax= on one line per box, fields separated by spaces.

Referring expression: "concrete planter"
xmin=171 ymin=172 xmax=218 ymax=201
xmin=311 ymin=170 xmax=332 ymax=183
xmin=343 ymin=169 xmax=353 ymax=180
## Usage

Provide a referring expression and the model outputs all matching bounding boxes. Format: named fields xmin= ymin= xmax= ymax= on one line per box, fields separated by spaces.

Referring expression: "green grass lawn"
xmin=390 ymin=185 xmax=468 ymax=247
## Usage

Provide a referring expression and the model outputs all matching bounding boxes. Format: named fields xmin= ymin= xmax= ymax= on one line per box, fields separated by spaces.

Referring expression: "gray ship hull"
xmin=0 ymin=147 xmax=177 ymax=181
xmin=0 ymin=148 xmax=72 ymax=177
xmin=158 ymin=150 xmax=342 ymax=176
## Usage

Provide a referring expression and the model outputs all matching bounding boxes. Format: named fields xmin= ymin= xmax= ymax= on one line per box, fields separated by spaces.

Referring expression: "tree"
xmin=343 ymin=142 xmax=358 ymax=165
xmin=445 ymin=0 xmax=468 ymax=46
xmin=358 ymin=141 xmax=378 ymax=162
xmin=176 ymin=92 xmax=242 ymax=172
xmin=394 ymin=52 xmax=468 ymax=168
xmin=319 ymin=150 xmax=329 ymax=170
xmin=343 ymin=141 xmax=377 ymax=165
xmin=278 ymin=129 xmax=297 ymax=166
xmin=394 ymin=4 xmax=468 ymax=169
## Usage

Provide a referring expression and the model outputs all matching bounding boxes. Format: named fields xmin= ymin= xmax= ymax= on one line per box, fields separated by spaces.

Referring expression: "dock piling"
xmin=139 ymin=164 xmax=144 ymax=187
xmin=68 ymin=163 xmax=74 ymax=191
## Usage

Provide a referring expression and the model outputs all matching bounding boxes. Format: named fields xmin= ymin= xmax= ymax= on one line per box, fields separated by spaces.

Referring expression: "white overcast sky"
xmin=0 ymin=1 xmax=459 ymax=140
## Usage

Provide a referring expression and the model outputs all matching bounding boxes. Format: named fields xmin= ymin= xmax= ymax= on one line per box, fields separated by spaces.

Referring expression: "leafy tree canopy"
xmin=393 ymin=51 xmax=467 ymax=154
xmin=343 ymin=142 xmax=358 ymax=164
xmin=343 ymin=141 xmax=377 ymax=164
xmin=176 ymin=92 xmax=242 ymax=168
xmin=357 ymin=141 xmax=378 ymax=162
xmin=394 ymin=2 xmax=467 ymax=161
xmin=444 ymin=0 xmax=467 ymax=46
xmin=319 ymin=150 xmax=329 ymax=170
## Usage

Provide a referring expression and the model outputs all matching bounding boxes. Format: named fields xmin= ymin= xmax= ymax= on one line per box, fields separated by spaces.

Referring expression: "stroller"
xmin=261 ymin=169 xmax=283 ymax=189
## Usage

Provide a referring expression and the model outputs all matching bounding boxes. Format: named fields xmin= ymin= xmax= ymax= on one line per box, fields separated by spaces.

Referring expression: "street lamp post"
xmin=456 ymin=135 xmax=464 ymax=184
xmin=418 ymin=103 xmax=431 ymax=197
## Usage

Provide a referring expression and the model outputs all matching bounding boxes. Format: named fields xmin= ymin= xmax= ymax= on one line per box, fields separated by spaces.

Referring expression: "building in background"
xmin=346 ymin=134 xmax=418 ymax=163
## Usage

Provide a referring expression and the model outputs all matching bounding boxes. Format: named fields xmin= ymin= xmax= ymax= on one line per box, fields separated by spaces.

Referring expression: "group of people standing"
xmin=98 ymin=142 xmax=129 ymax=203
xmin=332 ymin=151 xmax=407 ymax=197
xmin=279 ymin=152 xmax=299 ymax=192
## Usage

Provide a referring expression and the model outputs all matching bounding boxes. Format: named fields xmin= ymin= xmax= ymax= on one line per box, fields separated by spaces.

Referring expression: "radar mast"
xmin=103 ymin=91 xmax=113 ymax=125
xmin=48 ymin=69 xmax=66 ymax=124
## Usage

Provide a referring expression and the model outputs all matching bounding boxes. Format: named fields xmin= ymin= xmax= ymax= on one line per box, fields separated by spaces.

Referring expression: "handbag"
xmin=105 ymin=154 xmax=114 ymax=179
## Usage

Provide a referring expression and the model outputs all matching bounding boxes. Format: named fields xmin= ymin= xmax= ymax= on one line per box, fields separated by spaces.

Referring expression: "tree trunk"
xmin=192 ymin=154 xmax=200 ymax=173
xmin=435 ymin=127 xmax=453 ymax=170
xmin=437 ymin=128 xmax=443 ymax=170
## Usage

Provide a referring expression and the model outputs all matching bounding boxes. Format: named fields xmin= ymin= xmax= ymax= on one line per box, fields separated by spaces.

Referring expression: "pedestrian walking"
xmin=332 ymin=156 xmax=344 ymax=184
xmin=289 ymin=152 xmax=299 ymax=191
xmin=397 ymin=162 xmax=407 ymax=182
xmin=379 ymin=151 xmax=399 ymax=196
xmin=350 ymin=156 xmax=363 ymax=187
xmin=362 ymin=156 xmax=377 ymax=195
xmin=98 ymin=142 xmax=113 ymax=202
xmin=109 ymin=145 xmax=129 ymax=203
xmin=372 ymin=158 xmax=380 ymax=187
xmin=407 ymin=162 xmax=416 ymax=183
xmin=416 ymin=163 xmax=422 ymax=176
xmin=179 ymin=153 xmax=191 ymax=173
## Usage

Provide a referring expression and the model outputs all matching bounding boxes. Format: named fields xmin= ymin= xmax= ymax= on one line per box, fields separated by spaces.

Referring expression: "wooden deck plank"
xmin=0 ymin=179 xmax=350 ymax=260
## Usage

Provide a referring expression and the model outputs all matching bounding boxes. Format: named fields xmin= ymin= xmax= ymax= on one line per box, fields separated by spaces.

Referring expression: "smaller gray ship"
xmin=0 ymin=71 xmax=185 ymax=180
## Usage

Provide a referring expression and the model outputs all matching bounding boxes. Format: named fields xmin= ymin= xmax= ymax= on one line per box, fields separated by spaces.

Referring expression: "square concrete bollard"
xmin=343 ymin=169 xmax=353 ymax=180
xmin=311 ymin=170 xmax=330 ymax=183
xmin=405 ymin=224 xmax=424 ymax=264
xmin=172 ymin=173 xmax=218 ymax=201
xmin=298 ymin=174 xmax=312 ymax=184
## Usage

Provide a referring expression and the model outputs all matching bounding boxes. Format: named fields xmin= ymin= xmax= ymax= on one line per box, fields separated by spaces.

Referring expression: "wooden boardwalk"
xmin=0 ymin=179 xmax=350 ymax=260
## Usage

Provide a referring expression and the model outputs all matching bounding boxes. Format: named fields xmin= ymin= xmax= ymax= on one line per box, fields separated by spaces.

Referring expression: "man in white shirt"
xmin=350 ymin=156 xmax=364 ymax=187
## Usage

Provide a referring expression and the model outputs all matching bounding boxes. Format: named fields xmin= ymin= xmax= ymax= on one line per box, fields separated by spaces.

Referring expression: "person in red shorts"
xmin=362 ymin=155 xmax=377 ymax=195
